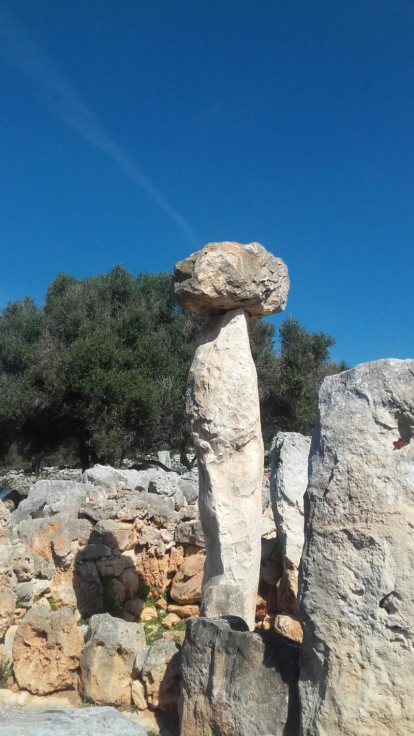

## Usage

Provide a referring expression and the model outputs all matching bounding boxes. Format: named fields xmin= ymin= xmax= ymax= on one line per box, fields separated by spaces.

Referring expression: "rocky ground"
xmin=0 ymin=448 xmax=305 ymax=735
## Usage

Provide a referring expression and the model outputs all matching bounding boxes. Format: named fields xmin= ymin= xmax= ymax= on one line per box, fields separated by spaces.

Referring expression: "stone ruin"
xmin=173 ymin=241 xmax=289 ymax=629
xmin=174 ymin=242 xmax=414 ymax=735
xmin=0 ymin=241 xmax=413 ymax=736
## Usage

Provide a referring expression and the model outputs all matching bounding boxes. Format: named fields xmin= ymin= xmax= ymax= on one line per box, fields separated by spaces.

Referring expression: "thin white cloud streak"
xmin=0 ymin=10 xmax=196 ymax=241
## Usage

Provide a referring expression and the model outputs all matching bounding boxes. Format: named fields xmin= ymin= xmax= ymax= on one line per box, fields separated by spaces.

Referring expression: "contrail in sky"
xmin=0 ymin=8 xmax=196 ymax=241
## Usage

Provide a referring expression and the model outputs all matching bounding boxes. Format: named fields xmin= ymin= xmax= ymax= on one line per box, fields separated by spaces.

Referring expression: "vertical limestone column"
xmin=173 ymin=241 xmax=289 ymax=630
xmin=187 ymin=308 xmax=263 ymax=628
xmin=298 ymin=359 xmax=414 ymax=736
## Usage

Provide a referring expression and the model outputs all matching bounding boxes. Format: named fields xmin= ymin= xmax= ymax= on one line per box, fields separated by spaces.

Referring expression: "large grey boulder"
xmin=298 ymin=359 xmax=414 ymax=736
xmin=180 ymin=617 xmax=300 ymax=736
xmin=173 ymin=241 xmax=289 ymax=320
xmin=0 ymin=706 xmax=147 ymax=735
xmin=270 ymin=432 xmax=310 ymax=613
xmin=188 ymin=309 xmax=263 ymax=629
xmin=178 ymin=469 xmax=199 ymax=504
xmin=83 ymin=464 xmax=162 ymax=494
xmin=10 ymin=481 xmax=89 ymax=526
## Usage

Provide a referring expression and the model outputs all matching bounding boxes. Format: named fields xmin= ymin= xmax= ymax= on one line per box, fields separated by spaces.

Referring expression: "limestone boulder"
xmin=180 ymin=617 xmax=300 ymax=736
xmin=148 ymin=471 xmax=180 ymax=497
xmin=170 ymin=553 xmax=205 ymax=605
xmin=0 ymin=706 xmax=148 ymax=736
xmin=0 ymin=501 xmax=17 ymax=638
xmin=80 ymin=613 xmax=146 ymax=706
xmin=13 ymin=605 xmax=83 ymax=694
xmin=298 ymin=359 xmax=414 ymax=736
xmin=83 ymin=464 xmax=160 ymax=494
xmin=178 ymin=469 xmax=199 ymax=504
xmin=173 ymin=241 xmax=289 ymax=320
xmin=270 ymin=432 xmax=310 ymax=613
xmin=14 ymin=515 xmax=92 ymax=560
xmin=188 ymin=309 xmax=263 ymax=628
xmin=174 ymin=520 xmax=204 ymax=547
xmin=10 ymin=480 xmax=89 ymax=525
xmin=141 ymin=638 xmax=181 ymax=711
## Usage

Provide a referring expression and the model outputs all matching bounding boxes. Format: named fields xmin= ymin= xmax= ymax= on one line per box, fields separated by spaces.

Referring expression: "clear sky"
xmin=0 ymin=0 xmax=413 ymax=367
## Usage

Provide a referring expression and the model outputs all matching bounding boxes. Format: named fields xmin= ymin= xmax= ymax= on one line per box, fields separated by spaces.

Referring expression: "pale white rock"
xmin=148 ymin=471 xmax=180 ymax=497
xmin=187 ymin=308 xmax=263 ymax=629
xmin=173 ymin=241 xmax=289 ymax=320
xmin=11 ymin=480 xmax=89 ymax=525
xmin=270 ymin=432 xmax=310 ymax=613
xmin=298 ymin=359 xmax=414 ymax=736
xmin=157 ymin=450 xmax=172 ymax=469
xmin=270 ymin=432 xmax=310 ymax=570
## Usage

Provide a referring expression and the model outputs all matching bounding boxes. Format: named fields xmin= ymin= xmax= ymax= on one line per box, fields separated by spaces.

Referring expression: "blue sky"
xmin=0 ymin=0 xmax=413 ymax=367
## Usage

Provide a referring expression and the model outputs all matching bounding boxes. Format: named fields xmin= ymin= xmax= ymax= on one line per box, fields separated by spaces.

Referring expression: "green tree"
xmin=0 ymin=268 xmax=347 ymax=469
xmin=262 ymin=317 xmax=348 ymax=439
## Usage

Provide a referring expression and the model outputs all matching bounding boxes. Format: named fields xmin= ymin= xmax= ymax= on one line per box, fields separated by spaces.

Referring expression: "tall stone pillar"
xmin=298 ymin=359 xmax=414 ymax=736
xmin=173 ymin=241 xmax=289 ymax=630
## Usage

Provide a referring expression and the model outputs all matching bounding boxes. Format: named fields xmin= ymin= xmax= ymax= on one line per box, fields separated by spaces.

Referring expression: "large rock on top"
xmin=173 ymin=241 xmax=289 ymax=320
xmin=298 ymin=359 xmax=414 ymax=736
xmin=188 ymin=308 xmax=263 ymax=629
xmin=180 ymin=616 xmax=301 ymax=736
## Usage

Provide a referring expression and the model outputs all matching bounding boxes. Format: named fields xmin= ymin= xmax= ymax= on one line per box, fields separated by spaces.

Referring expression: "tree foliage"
xmin=0 ymin=266 xmax=347 ymax=468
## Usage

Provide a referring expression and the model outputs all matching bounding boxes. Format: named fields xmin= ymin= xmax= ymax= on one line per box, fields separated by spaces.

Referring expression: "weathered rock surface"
xmin=270 ymin=432 xmax=310 ymax=613
xmin=141 ymin=638 xmax=181 ymax=711
xmin=0 ymin=501 xmax=17 ymax=638
xmin=80 ymin=613 xmax=146 ymax=706
xmin=180 ymin=617 xmax=300 ymax=736
xmin=188 ymin=308 xmax=263 ymax=628
xmin=173 ymin=241 xmax=289 ymax=320
xmin=10 ymin=480 xmax=89 ymax=526
xmin=0 ymin=706 xmax=148 ymax=735
xmin=298 ymin=359 xmax=414 ymax=736
xmin=170 ymin=552 xmax=205 ymax=605
xmin=13 ymin=605 xmax=83 ymax=695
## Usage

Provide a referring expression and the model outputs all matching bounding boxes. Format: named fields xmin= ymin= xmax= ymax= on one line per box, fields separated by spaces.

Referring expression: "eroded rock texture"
xmin=298 ymin=359 xmax=414 ymax=736
xmin=187 ymin=308 xmax=263 ymax=629
xmin=180 ymin=616 xmax=301 ymax=736
xmin=13 ymin=605 xmax=83 ymax=695
xmin=0 ymin=501 xmax=16 ymax=638
xmin=270 ymin=432 xmax=310 ymax=614
xmin=173 ymin=241 xmax=289 ymax=320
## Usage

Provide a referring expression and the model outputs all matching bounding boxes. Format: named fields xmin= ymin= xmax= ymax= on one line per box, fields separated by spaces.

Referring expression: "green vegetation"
xmin=0 ymin=266 xmax=347 ymax=469
xmin=0 ymin=658 xmax=12 ymax=688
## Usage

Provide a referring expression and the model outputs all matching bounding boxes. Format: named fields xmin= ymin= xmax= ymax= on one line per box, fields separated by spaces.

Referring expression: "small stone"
xmin=139 ymin=606 xmax=157 ymax=622
xmin=131 ymin=679 xmax=147 ymax=710
xmin=163 ymin=613 xmax=181 ymax=629
xmin=124 ymin=598 xmax=146 ymax=618
xmin=167 ymin=604 xmax=199 ymax=619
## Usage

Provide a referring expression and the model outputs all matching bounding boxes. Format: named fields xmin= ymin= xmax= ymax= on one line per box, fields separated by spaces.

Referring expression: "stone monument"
xmin=298 ymin=359 xmax=414 ymax=735
xmin=173 ymin=241 xmax=289 ymax=629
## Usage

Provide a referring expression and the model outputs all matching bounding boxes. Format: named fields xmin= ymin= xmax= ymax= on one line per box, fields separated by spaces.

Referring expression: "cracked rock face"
xmin=173 ymin=241 xmax=289 ymax=320
xmin=270 ymin=432 xmax=310 ymax=613
xmin=298 ymin=359 xmax=414 ymax=736
xmin=187 ymin=308 xmax=263 ymax=629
